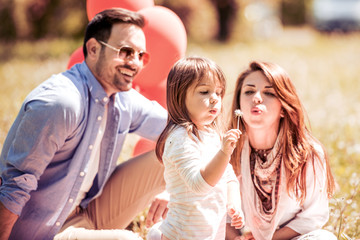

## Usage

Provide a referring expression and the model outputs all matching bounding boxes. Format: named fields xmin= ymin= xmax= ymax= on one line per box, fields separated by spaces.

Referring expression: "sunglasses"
xmin=98 ymin=40 xmax=149 ymax=64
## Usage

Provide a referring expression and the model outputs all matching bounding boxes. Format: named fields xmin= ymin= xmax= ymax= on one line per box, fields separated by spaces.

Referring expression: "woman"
xmin=227 ymin=61 xmax=336 ymax=240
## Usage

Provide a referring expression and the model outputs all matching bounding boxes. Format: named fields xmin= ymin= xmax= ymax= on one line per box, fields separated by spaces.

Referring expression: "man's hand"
xmin=0 ymin=201 xmax=18 ymax=240
xmin=146 ymin=191 xmax=169 ymax=228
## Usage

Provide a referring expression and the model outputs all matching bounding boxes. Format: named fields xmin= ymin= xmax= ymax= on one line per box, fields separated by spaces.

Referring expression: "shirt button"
xmin=103 ymin=97 xmax=109 ymax=102
xmin=79 ymin=172 xmax=85 ymax=177
xmin=97 ymin=116 xmax=102 ymax=121
xmin=69 ymin=198 xmax=74 ymax=203
xmin=95 ymin=99 xmax=99 ymax=103
xmin=56 ymin=222 xmax=61 ymax=226
xmin=88 ymin=145 xmax=93 ymax=150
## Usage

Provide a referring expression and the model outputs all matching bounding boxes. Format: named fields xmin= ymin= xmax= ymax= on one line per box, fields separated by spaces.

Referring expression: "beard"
xmin=112 ymin=73 xmax=132 ymax=92
xmin=95 ymin=51 xmax=134 ymax=93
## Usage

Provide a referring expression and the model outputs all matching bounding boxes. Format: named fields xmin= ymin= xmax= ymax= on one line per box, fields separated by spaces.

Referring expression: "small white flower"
xmin=234 ymin=109 xmax=243 ymax=129
xmin=234 ymin=109 xmax=243 ymax=117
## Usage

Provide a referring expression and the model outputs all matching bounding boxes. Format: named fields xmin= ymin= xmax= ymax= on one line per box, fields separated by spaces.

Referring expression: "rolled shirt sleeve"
xmin=0 ymin=80 xmax=81 ymax=215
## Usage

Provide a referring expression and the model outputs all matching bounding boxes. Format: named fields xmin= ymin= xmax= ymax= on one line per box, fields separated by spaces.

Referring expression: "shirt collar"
xmin=80 ymin=62 xmax=110 ymax=105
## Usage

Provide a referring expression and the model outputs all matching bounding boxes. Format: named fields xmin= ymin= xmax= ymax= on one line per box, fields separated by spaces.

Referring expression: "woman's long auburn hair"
xmin=229 ymin=61 xmax=335 ymax=203
xmin=156 ymin=57 xmax=227 ymax=163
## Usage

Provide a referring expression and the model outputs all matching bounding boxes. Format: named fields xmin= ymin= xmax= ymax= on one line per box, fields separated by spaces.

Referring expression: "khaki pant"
xmin=54 ymin=150 xmax=165 ymax=240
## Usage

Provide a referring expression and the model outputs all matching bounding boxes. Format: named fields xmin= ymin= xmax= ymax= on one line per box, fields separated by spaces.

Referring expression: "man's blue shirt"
xmin=0 ymin=62 xmax=167 ymax=239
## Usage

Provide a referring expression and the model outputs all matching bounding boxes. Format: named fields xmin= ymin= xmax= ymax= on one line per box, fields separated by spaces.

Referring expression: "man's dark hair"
xmin=83 ymin=8 xmax=145 ymax=58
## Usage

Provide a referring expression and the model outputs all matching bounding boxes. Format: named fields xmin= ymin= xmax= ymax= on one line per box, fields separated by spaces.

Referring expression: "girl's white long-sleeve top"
xmin=159 ymin=126 xmax=238 ymax=240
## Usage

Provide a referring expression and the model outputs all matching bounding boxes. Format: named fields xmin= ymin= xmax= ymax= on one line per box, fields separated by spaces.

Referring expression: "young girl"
xmin=149 ymin=57 xmax=244 ymax=240
xmin=227 ymin=61 xmax=336 ymax=240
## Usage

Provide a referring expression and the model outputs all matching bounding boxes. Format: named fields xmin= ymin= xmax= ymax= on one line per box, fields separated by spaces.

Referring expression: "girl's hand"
xmin=221 ymin=129 xmax=242 ymax=157
xmin=227 ymin=205 xmax=245 ymax=229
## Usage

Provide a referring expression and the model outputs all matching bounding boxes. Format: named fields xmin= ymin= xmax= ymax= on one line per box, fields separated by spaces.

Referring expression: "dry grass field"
xmin=0 ymin=27 xmax=359 ymax=239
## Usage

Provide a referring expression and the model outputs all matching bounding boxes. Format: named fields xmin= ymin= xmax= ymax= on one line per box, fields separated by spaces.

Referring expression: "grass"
xmin=0 ymin=27 xmax=359 ymax=239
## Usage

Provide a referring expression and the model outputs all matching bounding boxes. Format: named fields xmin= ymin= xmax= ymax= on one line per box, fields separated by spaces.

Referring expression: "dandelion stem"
xmin=338 ymin=214 xmax=343 ymax=239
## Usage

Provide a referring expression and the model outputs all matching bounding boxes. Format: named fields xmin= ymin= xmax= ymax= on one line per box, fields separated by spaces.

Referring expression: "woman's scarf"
xmin=251 ymin=145 xmax=281 ymax=216
xmin=240 ymin=129 xmax=292 ymax=240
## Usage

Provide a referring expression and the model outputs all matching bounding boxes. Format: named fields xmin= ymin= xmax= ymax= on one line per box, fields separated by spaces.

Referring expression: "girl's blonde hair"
xmin=229 ymin=61 xmax=335 ymax=203
xmin=156 ymin=56 xmax=227 ymax=162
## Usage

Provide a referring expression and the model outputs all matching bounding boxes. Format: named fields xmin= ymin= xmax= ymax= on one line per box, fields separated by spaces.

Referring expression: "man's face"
xmin=95 ymin=23 xmax=147 ymax=95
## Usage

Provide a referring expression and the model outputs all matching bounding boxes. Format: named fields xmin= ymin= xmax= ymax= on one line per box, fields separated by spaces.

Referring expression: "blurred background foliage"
xmin=0 ymin=0 xmax=308 ymax=42
xmin=0 ymin=0 xmax=87 ymax=40
xmin=0 ymin=0 xmax=315 ymax=63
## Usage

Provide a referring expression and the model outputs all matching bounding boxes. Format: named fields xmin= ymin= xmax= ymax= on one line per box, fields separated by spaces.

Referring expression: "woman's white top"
xmin=240 ymin=135 xmax=331 ymax=240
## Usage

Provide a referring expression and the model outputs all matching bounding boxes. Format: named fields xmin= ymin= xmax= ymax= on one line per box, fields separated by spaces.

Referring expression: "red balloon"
xmin=134 ymin=6 xmax=187 ymax=88
xmin=138 ymin=80 xmax=167 ymax=108
xmin=87 ymin=0 xmax=154 ymax=21
xmin=67 ymin=47 xmax=84 ymax=69
xmin=132 ymin=137 xmax=156 ymax=157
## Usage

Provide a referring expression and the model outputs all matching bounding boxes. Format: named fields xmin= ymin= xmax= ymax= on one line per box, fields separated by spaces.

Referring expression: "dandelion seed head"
xmin=234 ymin=109 xmax=243 ymax=117
xmin=234 ymin=109 xmax=243 ymax=129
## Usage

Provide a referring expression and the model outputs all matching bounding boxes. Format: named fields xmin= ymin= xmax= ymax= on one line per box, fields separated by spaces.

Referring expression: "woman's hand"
xmin=226 ymin=222 xmax=254 ymax=240
xmin=235 ymin=232 xmax=255 ymax=240
xmin=272 ymin=227 xmax=299 ymax=240
xmin=234 ymin=232 xmax=255 ymax=240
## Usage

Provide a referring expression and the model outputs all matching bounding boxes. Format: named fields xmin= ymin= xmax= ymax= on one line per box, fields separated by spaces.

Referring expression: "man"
xmin=0 ymin=8 xmax=168 ymax=240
